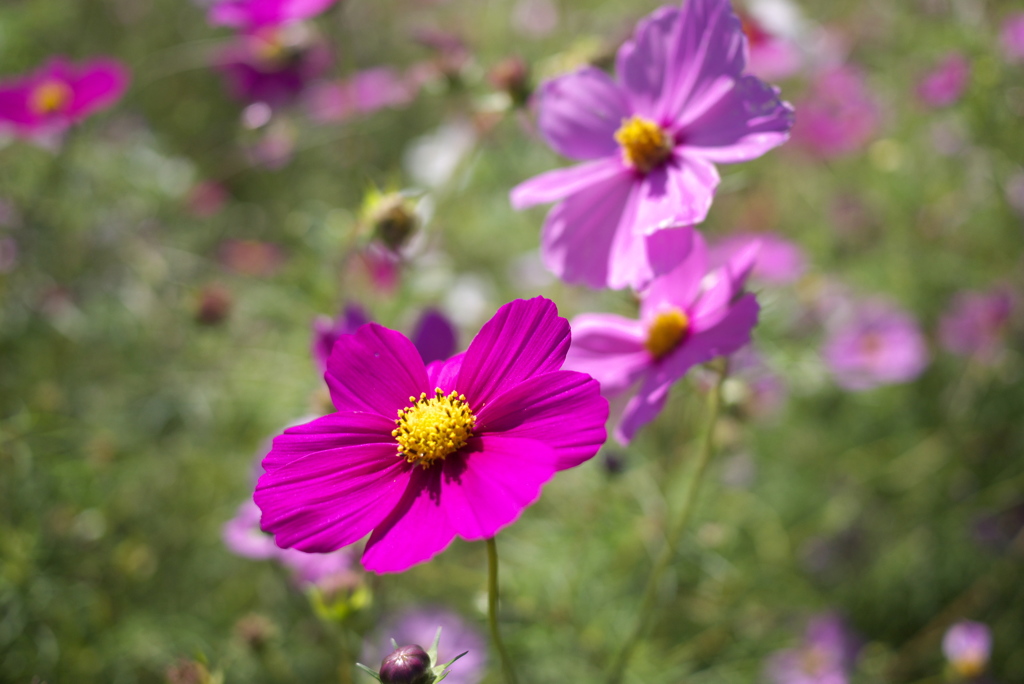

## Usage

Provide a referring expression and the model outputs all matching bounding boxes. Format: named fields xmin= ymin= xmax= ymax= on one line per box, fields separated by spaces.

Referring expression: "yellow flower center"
xmin=614 ymin=115 xmax=673 ymax=173
xmin=393 ymin=388 xmax=476 ymax=467
xmin=953 ymin=656 xmax=986 ymax=679
xmin=645 ymin=308 xmax=690 ymax=359
xmin=251 ymin=28 xmax=288 ymax=65
xmin=30 ymin=80 xmax=73 ymax=115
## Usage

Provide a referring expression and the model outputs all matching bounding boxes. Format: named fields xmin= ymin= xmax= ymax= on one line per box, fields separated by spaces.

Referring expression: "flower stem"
xmin=486 ymin=536 xmax=520 ymax=684
xmin=604 ymin=362 xmax=728 ymax=684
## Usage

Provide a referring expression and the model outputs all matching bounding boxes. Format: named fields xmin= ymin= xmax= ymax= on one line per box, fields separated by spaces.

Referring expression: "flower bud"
xmin=363 ymin=192 xmax=420 ymax=253
xmin=379 ymin=644 xmax=433 ymax=684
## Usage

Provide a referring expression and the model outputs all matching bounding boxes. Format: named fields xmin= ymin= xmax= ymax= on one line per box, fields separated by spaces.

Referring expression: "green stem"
xmin=604 ymin=363 xmax=728 ymax=684
xmin=486 ymin=537 xmax=520 ymax=684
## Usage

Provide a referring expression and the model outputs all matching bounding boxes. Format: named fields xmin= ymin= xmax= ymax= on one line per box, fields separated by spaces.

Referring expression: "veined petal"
xmin=456 ymin=298 xmax=570 ymax=407
xmin=640 ymin=232 xmax=709 ymax=321
xmin=361 ymin=466 xmax=458 ymax=574
xmin=510 ymin=158 xmax=627 ymax=210
xmin=262 ymin=411 xmax=397 ymax=472
xmin=439 ymin=436 xmax=560 ymax=540
xmin=564 ymin=314 xmax=650 ymax=396
xmin=255 ymin=443 xmax=411 ymax=553
xmin=682 ymin=76 xmax=794 ymax=163
xmin=536 ymin=67 xmax=630 ymax=160
xmin=616 ymin=6 xmax=681 ymax=118
xmin=325 ymin=323 xmax=428 ymax=417
xmin=634 ymin=158 xmax=719 ymax=233
xmin=476 ymin=370 xmax=608 ymax=470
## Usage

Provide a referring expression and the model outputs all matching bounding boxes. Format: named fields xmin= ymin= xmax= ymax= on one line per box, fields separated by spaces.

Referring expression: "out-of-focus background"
xmin=1 ymin=0 xmax=1023 ymax=682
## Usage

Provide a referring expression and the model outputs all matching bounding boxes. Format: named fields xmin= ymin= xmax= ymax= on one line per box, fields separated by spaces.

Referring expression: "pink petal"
xmin=425 ymin=352 xmax=464 ymax=392
xmin=644 ymin=225 xmax=697 ymax=281
xmin=510 ymin=157 xmax=627 ymax=209
xmin=616 ymin=373 xmax=673 ymax=444
xmin=690 ymin=240 xmax=759 ymax=331
xmin=411 ymin=308 xmax=457 ymax=366
xmin=682 ymin=75 xmax=794 ymax=163
xmin=476 ymin=370 xmax=608 ymax=470
xmin=439 ymin=435 xmax=559 ymax=540
xmin=255 ymin=443 xmax=412 ymax=552
xmin=325 ymin=323 xmax=428 ymax=417
xmin=535 ymin=67 xmax=630 ymax=160
xmin=68 ymin=60 xmax=130 ymax=119
xmin=640 ymin=232 xmax=709 ymax=321
xmin=262 ymin=411 xmax=397 ymax=472
xmin=361 ymin=466 xmax=458 ymax=573
xmin=456 ymin=298 xmax=570 ymax=407
xmin=564 ymin=314 xmax=649 ymax=395
xmin=634 ymin=158 xmax=720 ymax=233
xmin=616 ymin=6 xmax=681 ymax=118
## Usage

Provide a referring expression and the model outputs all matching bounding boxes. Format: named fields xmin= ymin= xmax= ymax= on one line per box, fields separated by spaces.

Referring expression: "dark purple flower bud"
xmin=379 ymin=645 xmax=433 ymax=684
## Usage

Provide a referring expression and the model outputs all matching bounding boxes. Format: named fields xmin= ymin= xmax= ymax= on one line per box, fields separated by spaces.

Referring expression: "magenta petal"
xmin=641 ymin=232 xmax=709 ymax=320
xmin=326 ymin=323 xmax=428 ymax=416
xmin=510 ymin=158 xmax=626 ymax=210
xmin=682 ymin=76 xmax=794 ymax=163
xmin=616 ymin=6 xmax=680 ymax=118
xmin=411 ymin=308 xmax=457 ymax=365
xmin=476 ymin=370 xmax=608 ymax=470
xmin=617 ymin=373 xmax=673 ymax=444
xmin=255 ymin=443 xmax=412 ymax=552
xmin=457 ymin=298 xmax=570 ymax=406
xmin=361 ymin=466 xmax=457 ymax=573
xmin=425 ymin=352 xmax=464 ymax=393
xmin=440 ymin=435 xmax=559 ymax=540
xmin=565 ymin=314 xmax=650 ymax=395
xmin=68 ymin=60 xmax=129 ymax=119
xmin=262 ymin=412 xmax=397 ymax=472
xmin=536 ymin=67 xmax=629 ymax=160
xmin=634 ymin=159 xmax=719 ymax=233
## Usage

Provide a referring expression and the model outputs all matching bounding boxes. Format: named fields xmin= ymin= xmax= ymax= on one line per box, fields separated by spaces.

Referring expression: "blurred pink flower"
xmin=709 ymin=231 xmax=806 ymax=284
xmin=209 ymin=0 xmax=337 ymax=29
xmin=823 ymin=300 xmax=928 ymax=391
xmin=766 ymin=613 xmax=861 ymax=684
xmin=365 ymin=607 xmax=487 ymax=684
xmin=0 ymin=237 xmax=17 ymax=274
xmin=938 ymin=288 xmax=1014 ymax=361
xmin=0 ymin=57 xmax=129 ymax=137
xmin=942 ymin=620 xmax=991 ymax=679
xmin=307 ymin=67 xmax=417 ymax=123
xmin=510 ymin=0 xmax=793 ymax=290
xmin=216 ymin=26 xmax=330 ymax=105
xmin=916 ymin=53 xmax=970 ymax=108
xmin=793 ymin=66 xmax=880 ymax=158
xmin=219 ymin=239 xmax=286 ymax=276
xmin=1000 ymin=12 xmax=1024 ymax=63
xmin=186 ymin=181 xmax=229 ymax=217
xmin=565 ymin=233 xmax=759 ymax=443
xmin=740 ymin=11 xmax=802 ymax=81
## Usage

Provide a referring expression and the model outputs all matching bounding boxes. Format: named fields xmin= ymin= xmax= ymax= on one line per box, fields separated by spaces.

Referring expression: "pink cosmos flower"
xmin=217 ymin=26 xmax=331 ymax=105
xmin=0 ymin=58 xmax=129 ymax=137
xmin=822 ymin=300 xmax=929 ymax=391
xmin=739 ymin=11 xmax=802 ymax=81
xmin=306 ymin=68 xmax=417 ymax=123
xmin=709 ymin=231 xmax=805 ymax=284
xmin=509 ymin=0 xmax=794 ymax=290
xmin=792 ymin=66 xmax=879 ymax=158
xmin=209 ymin=0 xmax=337 ymax=29
xmin=564 ymin=234 xmax=759 ymax=443
xmin=219 ymin=239 xmax=286 ymax=276
xmin=1001 ymin=13 xmax=1024 ymax=63
xmin=255 ymin=297 xmax=609 ymax=573
xmin=938 ymin=288 xmax=1014 ymax=362
xmin=942 ymin=620 xmax=992 ymax=679
xmin=766 ymin=613 xmax=861 ymax=684
xmin=916 ymin=53 xmax=970 ymax=108
xmin=365 ymin=607 xmax=487 ymax=684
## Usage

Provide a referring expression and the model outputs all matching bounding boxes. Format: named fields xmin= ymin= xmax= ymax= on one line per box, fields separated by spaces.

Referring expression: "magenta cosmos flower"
xmin=217 ymin=26 xmax=331 ymax=105
xmin=942 ymin=620 xmax=992 ymax=679
xmin=209 ymin=0 xmax=337 ymax=29
xmin=509 ymin=0 xmax=794 ymax=290
xmin=916 ymin=53 xmax=970 ymax=109
xmin=822 ymin=300 xmax=928 ymax=391
xmin=0 ymin=58 xmax=128 ymax=137
xmin=365 ymin=607 xmax=487 ymax=684
xmin=564 ymin=234 xmax=759 ymax=443
xmin=939 ymin=288 xmax=1014 ymax=362
xmin=255 ymin=297 xmax=608 ymax=573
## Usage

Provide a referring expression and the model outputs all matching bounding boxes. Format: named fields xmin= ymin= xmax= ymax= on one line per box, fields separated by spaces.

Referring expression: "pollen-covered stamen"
xmin=615 ymin=115 xmax=673 ymax=173
xmin=645 ymin=308 xmax=690 ymax=359
xmin=30 ymin=80 xmax=73 ymax=115
xmin=392 ymin=388 xmax=476 ymax=467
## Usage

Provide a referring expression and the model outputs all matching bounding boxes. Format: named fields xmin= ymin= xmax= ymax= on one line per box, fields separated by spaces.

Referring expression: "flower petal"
xmin=682 ymin=76 xmax=794 ymax=163
xmin=425 ymin=352 xmax=464 ymax=393
xmin=440 ymin=435 xmax=560 ymax=540
xmin=644 ymin=224 xmax=697 ymax=283
xmin=616 ymin=374 xmax=672 ymax=444
xmin=456 ymin=298 xmax=570 ymax=407
xmin=255 ymin=443 xmax=412 ymax=553
xmin=616 ymin=6 xmax=680 ymax=118
xmin=68 ymin=60 xmax=130 ymax=119
xmin=261 ymin=411 xmax=397 ymax=472
xmin=564 ymin=314 xmax=650 ymax=396
xmin=510 ymin=158 xmax=627 ymax=210
xmin=476 ymin=370 xmax=608 ymax=470
xmin=411 ymin=308 xmax=457 ymax=365
xmin=640 ymin=232 xmax=709 ymax=321
xmin=634 ymin=158 xmax=720 ymax=232
xmin=535 ymin=67 xmax=630 ymax=160
xmin=326 ymin=323 xmax=429 ymax=417
xmin=361 ymin=466 xmax=458 ymax=573
xmin=690 ymin=240 xmax=759 ymax=331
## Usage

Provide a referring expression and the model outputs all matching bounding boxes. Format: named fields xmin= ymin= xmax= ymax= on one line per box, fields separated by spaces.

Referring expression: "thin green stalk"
xmin=486 ymin=537 xmax=520 ymax=684
xmin=604 ymin=363 xmax=728 ymax=684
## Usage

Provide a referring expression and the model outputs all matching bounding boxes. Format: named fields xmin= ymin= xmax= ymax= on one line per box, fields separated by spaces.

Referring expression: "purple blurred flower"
xmin=307 ymin=67 xmax=417 ymax=123
xmin=916 ymin=53 xmax=970 ymax=108
xmin=209 ymin=0 xmax=337 ymax=29
xmin=766 ymin=613 xmax=861 ymax=684
xmin=793 ymin=66 xmax=880 ymax=158
xmin=823 ymin=300 xmax=929 ymax=391
xmin=365 ymin=607 xmax=487 ymax=684
xmin=565 ymin=233 xmax=759 ymax=443
xmin=255 ymin=298 xmax=608 ymax=573
xmin=219 ymin=239 xmax=286 ymax=276
xmin=740 ymin=11 xmax=802 ymax=81
xmin=311 ymin=305 xmax=457 ymax=374
xmin=217 ymin=26 xmax=330 ymax=105
xmin=510 ymin=0 xmax=794 ymax=290
xmin=0 ymin=57 xmax=129 ymax=137
xmin=709 ymin=232 xmax=806 ymax=284
xmin=942 ymin=620 xmax=992 ymax=679
xmin=1000 ymin=13 xmax=1024 ymax=63
xmin=939 ymin=288 xmax=1014 ymax=361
